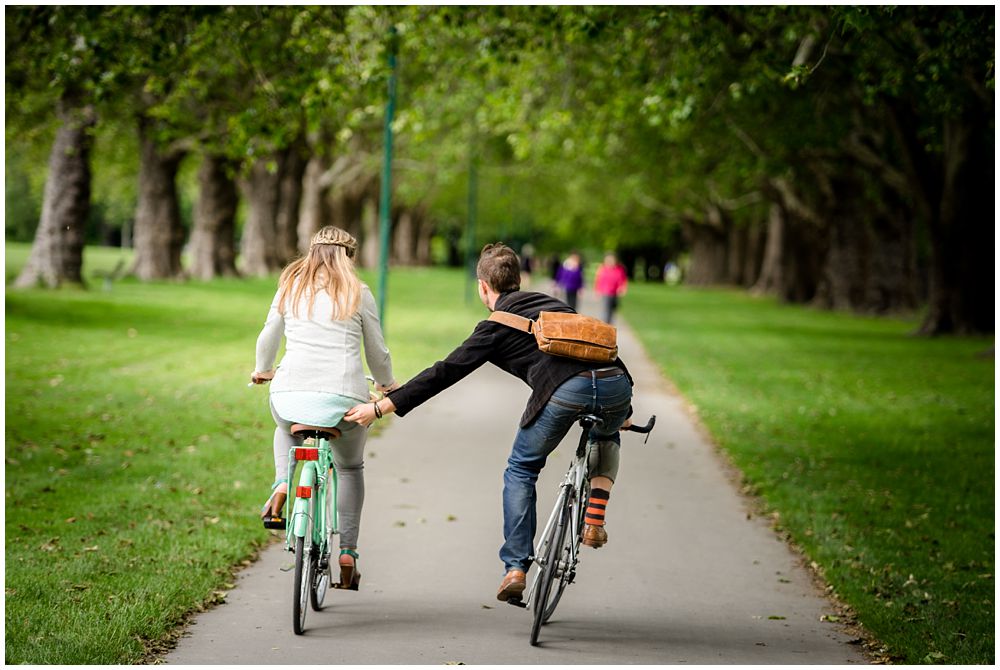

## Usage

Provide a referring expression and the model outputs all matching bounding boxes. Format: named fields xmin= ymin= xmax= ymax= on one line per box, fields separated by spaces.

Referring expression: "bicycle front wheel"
xmin=530 ymin=491 xmax=571 ymax=646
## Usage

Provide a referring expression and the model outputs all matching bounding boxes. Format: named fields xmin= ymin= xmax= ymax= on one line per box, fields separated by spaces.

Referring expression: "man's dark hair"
xmin=477 ymin=243 xmax=521 ymax=293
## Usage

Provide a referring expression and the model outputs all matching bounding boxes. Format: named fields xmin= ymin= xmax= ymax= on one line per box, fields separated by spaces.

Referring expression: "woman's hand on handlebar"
xmin=376 ymin=380 xmax=399 ymax=394
xmin=250 ymin=370 xmax=275 ymax=384
xmin=620 ymin=417 xmax=633 ymax=430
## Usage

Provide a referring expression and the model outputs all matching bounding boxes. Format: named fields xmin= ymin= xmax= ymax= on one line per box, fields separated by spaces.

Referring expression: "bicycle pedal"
xmin=506 ymin=597 xmax=527 ymax=608
xmin=263 ymin=516 xmax=286 ymax=530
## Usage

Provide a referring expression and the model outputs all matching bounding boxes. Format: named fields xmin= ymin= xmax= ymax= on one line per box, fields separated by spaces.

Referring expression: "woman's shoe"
xmin=261 ymin=481 xmax=288 ymax=530
xmin=338 ymin=549 xmax=361 ymax=590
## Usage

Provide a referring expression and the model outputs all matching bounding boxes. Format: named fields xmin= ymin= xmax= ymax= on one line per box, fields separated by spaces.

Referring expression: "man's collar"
xmin=493 ymin=291 xmax=517 ymax=311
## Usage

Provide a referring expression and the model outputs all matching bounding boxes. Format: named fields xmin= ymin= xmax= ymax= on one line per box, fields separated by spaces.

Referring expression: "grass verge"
xmin=4 ymin=243 xmax=482 ymax=663
xmin=622 ymin=284 xmax=994 ymax=664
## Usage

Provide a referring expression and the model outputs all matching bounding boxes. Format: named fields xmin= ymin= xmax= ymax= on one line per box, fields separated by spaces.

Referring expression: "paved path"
xmin=166 ymin=299 xmax=868 ymax=665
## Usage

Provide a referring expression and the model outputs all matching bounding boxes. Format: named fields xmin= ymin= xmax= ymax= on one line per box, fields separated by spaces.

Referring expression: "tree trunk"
xmin=359 ymin=192 xmax=379 ymax=269
xmin=15 ymin=98 xmax=95 ymax=288
xmin=742 ymin=221 xmax=766 ymax=287
xmin=812 ymin=173 xmax=868 ymax=310
xmin=415 ymin=210 xmax=434 ymax=265
xmin=757 ymin=178 xmax=826 ymax=303
xmin=239 ymin=156 xmax=284 ymax=277
xmin=865 ymin=203 xmax=919 ymax=313
xmin=918 ymin=115 xmax=994 ymax=334
xmin=684 ymin=205 xmax=730 ymax=285
xmin=751 ymin=203 xmax=785 ymax=296
xmin=393 ymin=208 xmax=417 ymax=265
xmin=132 ymin=117 xmax=186 ymax=281
xmin=276 ymin=141 xmax=308 ymax=264
xmin=297 ymin=156 xmax=331 ymax=253
xmin=189 ymin=154 xmax=239 ymax=280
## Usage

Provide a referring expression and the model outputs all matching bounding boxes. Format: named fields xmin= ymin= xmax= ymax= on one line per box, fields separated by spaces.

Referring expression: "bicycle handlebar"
xmin=624 ymin=415 xmax=655 ymax=433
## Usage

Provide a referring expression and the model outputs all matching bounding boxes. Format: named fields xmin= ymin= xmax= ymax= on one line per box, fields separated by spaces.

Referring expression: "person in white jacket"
xmin=251 ymin=226 xmax=395 ymax=589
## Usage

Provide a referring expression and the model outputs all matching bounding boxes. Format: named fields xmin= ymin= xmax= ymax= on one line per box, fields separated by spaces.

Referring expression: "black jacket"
xmin=387 ymin=291 xmax=633 ymax=428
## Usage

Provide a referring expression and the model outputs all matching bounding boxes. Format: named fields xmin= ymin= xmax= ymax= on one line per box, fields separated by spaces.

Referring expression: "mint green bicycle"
xmin=255 ymin=380 xmax=376 ymax=634
xmin=263 ymin=422 xmax=359 ymax=635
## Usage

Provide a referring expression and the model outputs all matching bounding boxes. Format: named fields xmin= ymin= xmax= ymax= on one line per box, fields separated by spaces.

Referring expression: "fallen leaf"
xmin=83 ymin=545 xmax=100 ymax=552
xmin=820 ymin=614 xmax=841 ymax=623
xmin=446 ymin=515 xmax=458 ymax=522
xmin=65 ymin=517 xmax=77 ymax=524
xmin=768 ymin=615 xmax=786 ymax=620
xmin=393 ymin=521 xmax=406 ymax=527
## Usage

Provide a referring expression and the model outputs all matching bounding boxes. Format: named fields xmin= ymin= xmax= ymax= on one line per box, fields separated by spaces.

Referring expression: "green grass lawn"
xmin=5 ymin=243 xmax=995 ymax=664
xmin=622 ymin=284 xmax=994 ymax=664
xmin=4 ymin=243 xmax=483 ymax=663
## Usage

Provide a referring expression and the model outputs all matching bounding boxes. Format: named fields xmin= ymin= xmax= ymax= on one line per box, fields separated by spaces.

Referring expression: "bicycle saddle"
xmin=290 ymin=423 xmax=341 ymax=440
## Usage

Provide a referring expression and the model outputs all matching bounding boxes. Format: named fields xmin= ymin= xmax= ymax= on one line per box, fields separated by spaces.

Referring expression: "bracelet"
xmin=373 ymin=401 xmax=383 ymax=419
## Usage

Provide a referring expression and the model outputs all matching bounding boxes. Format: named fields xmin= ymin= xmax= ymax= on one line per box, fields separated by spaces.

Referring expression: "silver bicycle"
xmin=508 ymin=413 xmax=655 ymax=645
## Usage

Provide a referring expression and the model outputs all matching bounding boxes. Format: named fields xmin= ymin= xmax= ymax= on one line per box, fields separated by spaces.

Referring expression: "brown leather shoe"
xmin=582 ymin=523 xmax=608 ymax=548
xmin=496 ymin=569 xmax=526 ymax=601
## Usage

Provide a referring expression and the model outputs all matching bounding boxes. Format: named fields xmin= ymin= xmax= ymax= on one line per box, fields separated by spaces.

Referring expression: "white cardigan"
xmin=255 ymin=283 xmax=393 ymax=402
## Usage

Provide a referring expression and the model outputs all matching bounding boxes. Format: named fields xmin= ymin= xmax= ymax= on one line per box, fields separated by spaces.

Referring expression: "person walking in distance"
xmin=594 ymin=252 xmax=628 ymax=324
xmin=344 ymin=243 xmax=635 ymax=602
xmin=252 ymin=226 xmax=397 ymax=589
xmin=555 ymin=252 xmax=584 ymax=311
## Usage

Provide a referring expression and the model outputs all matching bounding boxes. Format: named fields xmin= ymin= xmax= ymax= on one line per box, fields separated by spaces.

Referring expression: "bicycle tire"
xmin=310 ymin=488 xmax=332 ymax=611
xmin=292 ymin=535 xmax=311 ymax=634
xmin=541 ymin=487 xmax=582 ymax=623
xmin=530 ymin=493 xmax=570 ymax=646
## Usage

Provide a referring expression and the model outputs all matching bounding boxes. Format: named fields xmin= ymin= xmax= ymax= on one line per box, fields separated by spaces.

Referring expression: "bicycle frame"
xmin=524 ymin=423 xmax=594 ymax=607
xmin=284 ymin=437 xmax=339 ymax=555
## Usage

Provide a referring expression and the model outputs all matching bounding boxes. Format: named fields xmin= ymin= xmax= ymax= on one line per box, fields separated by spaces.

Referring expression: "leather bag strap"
xmin=488 ymin=310 xmax=534 ymax=333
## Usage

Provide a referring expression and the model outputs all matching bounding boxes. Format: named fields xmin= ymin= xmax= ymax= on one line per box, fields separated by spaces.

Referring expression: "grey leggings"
xmin=270 ymin=399 xmax=366 ymax=550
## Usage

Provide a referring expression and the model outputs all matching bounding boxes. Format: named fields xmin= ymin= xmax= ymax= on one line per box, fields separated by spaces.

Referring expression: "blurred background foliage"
xmin=5 ymin=5 xmax=994 ymax=332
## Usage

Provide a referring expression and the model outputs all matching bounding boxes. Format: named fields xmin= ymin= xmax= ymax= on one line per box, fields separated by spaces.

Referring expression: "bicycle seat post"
xmin=576 ymin=414 xmax=602 ymax=457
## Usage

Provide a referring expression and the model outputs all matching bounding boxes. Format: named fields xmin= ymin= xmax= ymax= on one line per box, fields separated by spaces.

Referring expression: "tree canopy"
xmin=5 ymin=6 xmax=994 ymax=333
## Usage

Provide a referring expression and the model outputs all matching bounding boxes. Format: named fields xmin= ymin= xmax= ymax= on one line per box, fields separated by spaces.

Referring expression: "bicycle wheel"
xmin=530 ymin=492 xmax=570 ymax=646
xmin=292 ymin=534 xmax=311 ymax=635
xmin=541 ymin=491 xmax=581 ymax=623
xmin=310 ymin=487 xmax=332 ymax=611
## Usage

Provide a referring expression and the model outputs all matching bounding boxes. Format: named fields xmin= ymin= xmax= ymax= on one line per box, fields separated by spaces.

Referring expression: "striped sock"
xmin=585 ymin=488 xmax=610 ymax=526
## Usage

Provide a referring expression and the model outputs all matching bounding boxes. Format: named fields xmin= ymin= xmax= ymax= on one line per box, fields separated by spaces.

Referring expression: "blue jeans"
xmin=500 ymin=371 xmax=632 ymax=572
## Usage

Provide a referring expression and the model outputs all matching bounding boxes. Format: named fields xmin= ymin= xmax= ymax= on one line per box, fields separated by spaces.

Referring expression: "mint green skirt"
xmin=270 ymin=391 xmax=359 ymax=428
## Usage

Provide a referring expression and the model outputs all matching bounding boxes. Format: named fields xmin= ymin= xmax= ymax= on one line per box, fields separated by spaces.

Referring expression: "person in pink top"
xmin=594 ymin=252 xmax=628 ymax=324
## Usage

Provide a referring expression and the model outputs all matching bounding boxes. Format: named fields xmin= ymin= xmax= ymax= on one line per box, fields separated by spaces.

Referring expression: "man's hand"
xmin=344 ymin=402 xmax=377 ymax=427
xmin=251 ymin=370 xmax=275 ymax=384
xmin=621 ymin=417 xmax=632 ymax=430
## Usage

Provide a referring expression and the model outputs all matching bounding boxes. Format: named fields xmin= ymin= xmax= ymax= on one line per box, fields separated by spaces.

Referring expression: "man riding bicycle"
xmin=345 ymin=243 xmax=634 ymax=601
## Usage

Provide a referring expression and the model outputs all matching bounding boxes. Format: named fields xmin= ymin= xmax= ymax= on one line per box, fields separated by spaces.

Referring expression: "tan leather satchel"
xmin=488 ymin=310 xmax=618 ymax=363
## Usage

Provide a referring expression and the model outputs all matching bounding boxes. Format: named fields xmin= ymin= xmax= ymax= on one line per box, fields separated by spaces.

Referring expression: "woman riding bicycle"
xmin=251 ymin=225 xmax=396 ymax=589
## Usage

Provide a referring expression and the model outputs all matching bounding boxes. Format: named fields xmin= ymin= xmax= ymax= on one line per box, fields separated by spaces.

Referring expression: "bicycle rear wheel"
xmin=292 ymin=534 xmax=311 ymax=634
xmin=310 ymin=486 xmax=333 ymax=611
xmin=541 ymin=490 xmax=582 ymax=623
xmin=530 ymin=490 xmax=571 ymax=646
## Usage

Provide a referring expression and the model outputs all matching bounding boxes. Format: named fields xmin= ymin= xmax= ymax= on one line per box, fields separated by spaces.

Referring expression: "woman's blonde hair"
xmin=276 ymin=226 xmax=362 ymax=320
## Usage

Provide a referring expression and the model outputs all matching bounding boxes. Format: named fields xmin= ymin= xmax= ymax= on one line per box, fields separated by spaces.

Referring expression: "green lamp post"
xmin=377 ymin=26 xmax=398 ymax=328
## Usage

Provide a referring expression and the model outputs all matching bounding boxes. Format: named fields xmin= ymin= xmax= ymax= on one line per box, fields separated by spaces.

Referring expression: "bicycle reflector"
xmin=294 ymin=448 xmax=320 ymax=461
xmin=296 ymin=486 xmax=312 ymax=499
